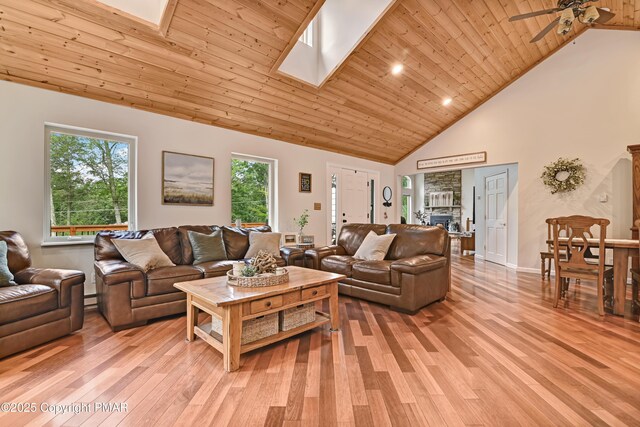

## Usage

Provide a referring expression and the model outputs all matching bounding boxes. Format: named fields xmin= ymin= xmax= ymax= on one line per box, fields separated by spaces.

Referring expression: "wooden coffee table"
xmin=174 ymin=266 xmax=345 ymax=372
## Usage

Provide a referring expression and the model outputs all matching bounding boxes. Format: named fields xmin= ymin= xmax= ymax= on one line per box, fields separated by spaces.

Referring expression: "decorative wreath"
xmin=541 ymin=158 xmax=586 ymax=194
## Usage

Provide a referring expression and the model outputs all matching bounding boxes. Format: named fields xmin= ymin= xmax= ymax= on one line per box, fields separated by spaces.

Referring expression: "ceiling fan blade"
xmin=595 ymin=8 xmax=615 ymax=23
xmin=509 ymin=8 xmax=561 ymax=22
xmin=530 ymin=17 xmax=561 ymax=43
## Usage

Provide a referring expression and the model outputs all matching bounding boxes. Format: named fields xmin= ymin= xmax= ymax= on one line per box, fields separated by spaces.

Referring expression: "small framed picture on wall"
xmin=299 ymin=172 xmax=312 ymax=193
xmin=282 ymin=233 xmax=297 ymax=247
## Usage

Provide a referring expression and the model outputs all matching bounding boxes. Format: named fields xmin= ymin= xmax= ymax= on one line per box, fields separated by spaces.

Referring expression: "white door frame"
xmin=484 ymin=170 xmax=508 ymax=266
xmin=326 ymin=163 xmax=380 ymax=245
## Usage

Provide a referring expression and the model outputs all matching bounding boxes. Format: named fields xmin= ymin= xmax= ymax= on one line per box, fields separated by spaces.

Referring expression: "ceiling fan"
xmin=509 ymin=0 xmax=615 ymax=43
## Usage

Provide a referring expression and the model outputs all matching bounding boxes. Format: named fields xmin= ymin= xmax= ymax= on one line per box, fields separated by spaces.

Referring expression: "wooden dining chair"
xmin=541 ymin=219 xmax=568 ymax=278
xmin=550 ymin=215 xmax=613 ymax=316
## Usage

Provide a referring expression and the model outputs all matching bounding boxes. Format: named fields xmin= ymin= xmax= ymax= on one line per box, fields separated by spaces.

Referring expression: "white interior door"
xmin=340 ymin=169 xmax=369 ymax=227
xmin=485 ymin=171 xmax=508 ymax=266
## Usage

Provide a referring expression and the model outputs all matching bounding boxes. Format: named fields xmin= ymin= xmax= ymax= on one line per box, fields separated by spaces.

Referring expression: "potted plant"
xmin=293 ymin=209 xmax=310 ymax=240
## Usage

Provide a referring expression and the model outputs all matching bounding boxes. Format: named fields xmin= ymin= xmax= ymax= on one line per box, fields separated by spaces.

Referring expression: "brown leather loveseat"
xmin=0 ymin=231 xmax=85 ymax=359
xmin=94 ymin=225 xmax=286 ymax=331
xmin=305 ymin=224 xmax=450 ymax=313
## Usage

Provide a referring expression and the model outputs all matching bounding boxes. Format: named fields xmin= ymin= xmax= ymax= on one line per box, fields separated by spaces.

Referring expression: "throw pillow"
xmin=112 ymin=234 xmax=175 ymax=272
xmin=354 ymin=231 xmax=396 ymax=261
xmin=188 ymin=229 xmax=227 ymax=264
xmin=245 ymin=232 xmax=282 ymax=258
xmin=0 ymin=241 xmax=14 ymax=287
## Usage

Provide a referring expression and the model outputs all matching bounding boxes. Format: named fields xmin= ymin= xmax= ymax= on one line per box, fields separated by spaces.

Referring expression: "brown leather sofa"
xmin=94 ymin=225 xmax=287 ymax=331
xmin=0 ymin=231 xmax=85 ymax=359
xmin=305 ymin=224 xmax=450 ymax=313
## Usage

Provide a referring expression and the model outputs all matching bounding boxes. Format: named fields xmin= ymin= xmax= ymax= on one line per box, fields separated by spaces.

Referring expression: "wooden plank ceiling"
xmin=0 ymin=0 xmax=638 ymax=164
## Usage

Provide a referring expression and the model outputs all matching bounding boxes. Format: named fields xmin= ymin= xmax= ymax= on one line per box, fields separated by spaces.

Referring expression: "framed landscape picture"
xmin=282 ymin=233 xmax=297 ymax=247
xmin=162 ymin=151 xmax=214 ymax=206
xmin=299 ymin=172 xmax=312 ymax=193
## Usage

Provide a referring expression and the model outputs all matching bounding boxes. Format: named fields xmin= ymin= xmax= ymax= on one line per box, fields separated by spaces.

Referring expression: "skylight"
xmin=97 ymin=0 xmax=169 ymax=25
xmin=278 ymin=0 xmax=395 ymax=87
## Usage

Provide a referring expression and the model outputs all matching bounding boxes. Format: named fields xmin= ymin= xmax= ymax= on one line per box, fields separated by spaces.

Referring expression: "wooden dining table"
xmin=547 ymin=238 xmax=638 ymax=315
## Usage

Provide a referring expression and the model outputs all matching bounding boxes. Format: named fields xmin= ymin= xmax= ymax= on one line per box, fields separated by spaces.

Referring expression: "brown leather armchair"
xmin=305 ymin=224 xmax=451 ymax=313
xmin=0 ymin=231 xmax=85 ymax=359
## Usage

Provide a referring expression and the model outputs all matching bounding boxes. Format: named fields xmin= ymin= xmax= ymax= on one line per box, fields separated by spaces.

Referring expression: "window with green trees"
xmin=45 ymin=125 xmax=135 ymax=242
xmin=230 ymin=157 xmax=273 ymax=225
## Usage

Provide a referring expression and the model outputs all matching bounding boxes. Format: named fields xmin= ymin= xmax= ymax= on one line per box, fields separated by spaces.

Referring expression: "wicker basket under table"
xmin=211 ymin=313 xmax=278 ymax=345
xmin=279 ymin=303 xmax=316 ymax=331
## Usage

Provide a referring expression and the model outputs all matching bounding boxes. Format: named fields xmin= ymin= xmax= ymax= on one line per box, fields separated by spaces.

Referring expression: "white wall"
xmin=460 ymin=168 xmax=475 ymax=231
xmin=396 ymin=30 xmax=640 ymax=271
xmin=0 ymin=80 xmax=395 ymax=294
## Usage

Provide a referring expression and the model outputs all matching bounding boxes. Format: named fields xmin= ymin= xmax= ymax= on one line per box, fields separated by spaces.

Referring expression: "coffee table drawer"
xmin=250 ymin=295 xmax=284 ymax=314
xmin=301 ymin=285 xmax=326 ymax=300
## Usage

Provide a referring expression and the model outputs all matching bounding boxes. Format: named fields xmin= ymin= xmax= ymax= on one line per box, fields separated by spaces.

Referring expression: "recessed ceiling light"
xmin=442 ymin=97 xmax=453 ymax=106
xmin=391 ymin=64 xmax=404 ymax=75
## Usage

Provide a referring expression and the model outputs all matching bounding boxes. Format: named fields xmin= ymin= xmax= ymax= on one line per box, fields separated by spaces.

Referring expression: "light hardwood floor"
xmin=1 ymin=255 xmax=639 ymax=426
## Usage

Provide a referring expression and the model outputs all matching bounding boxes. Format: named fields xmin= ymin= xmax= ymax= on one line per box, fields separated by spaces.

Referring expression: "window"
xmin=330 ymin=173 xmax=337 ymax=244
xmin=44 ymin=124 xmax=136 ymax=244
xmin=401 ymin=195 xmax=412 ymax=223
xmin=402 ymin=175 xmax=412 ymax=190
xmin=231 ymin=154 xmax=276 ymax=227
xmin=401 ymin=175 xmax=412 ymax=224
xmin=299 ymin=20 xmax=313 ymax=47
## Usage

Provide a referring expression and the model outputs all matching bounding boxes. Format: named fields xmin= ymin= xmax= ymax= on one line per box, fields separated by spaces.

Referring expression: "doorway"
xmin=327 ymin=166 xmax=378 ymax=244
xmin=400 ymin=163 xmax=517 ymax=268
xmin=485 ymin=171 xmax=508 ymax=266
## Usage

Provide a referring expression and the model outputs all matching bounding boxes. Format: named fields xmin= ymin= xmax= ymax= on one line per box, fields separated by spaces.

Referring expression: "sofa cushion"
xmin=337 ymin=224 xmax=388 ymax=255
xmin=188 ymin=229 xmax=227 ymax=264
xmin=178 ymin=225 xmax=217 ymax=264
xmin=0 ymin=241 xmax=14 ymax=287
xmin=222 ymin=225 xmax=271 ymax=260
xmin=391 ymin=255 xmax=447 ymax=275
xmin=195 ymin=260 xmax=236 ymax=278
xmin=352 ymin=260 xmax=393 ymax=286
xmin=112 ymin=234 xmax=175 ymax=272
xmin=354 ymin=231 xmax=396 ymax=261
xmin=146 ymin=265 xmax=203 ymax=296
xmin=94 ymin=229 xmax=149 ymax=262
xmin=321 ymin=255 xmax=358 ymax=277
xmin=0 ymin=284 xmax=58 ymax=325
xmin=245 ymin=232 xmax=282 ymax=258
xmin=386 ymin=224 xmax=448 ymax=259
xmin=149 ymin=227 xmax=183 ymax=265
xmin=0 ymin=231 xmax=31 ymax=273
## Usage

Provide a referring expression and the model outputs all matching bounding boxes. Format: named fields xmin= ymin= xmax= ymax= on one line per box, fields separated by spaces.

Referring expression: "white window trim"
xmin=299 ymin=19 xmax=314 ymax=47
xmin=43 ymin=123 xmax=137 ymax=246
xmin=231 ymin=153 xmax=278 ymax=230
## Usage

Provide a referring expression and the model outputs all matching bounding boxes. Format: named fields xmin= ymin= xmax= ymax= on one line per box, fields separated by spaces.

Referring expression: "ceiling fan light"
xmin=557 ymin=22 xmax=572 ymax=35
xmin=559 ymin=8 xmax=575 ymax=26
xmin=579 ymin=5 xmax=600 ymax=24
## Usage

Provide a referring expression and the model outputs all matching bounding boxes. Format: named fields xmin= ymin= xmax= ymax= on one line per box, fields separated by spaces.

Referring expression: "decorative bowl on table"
xmin=226 ymin=269 xmax=289 ymax=287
